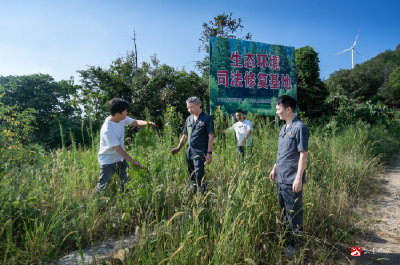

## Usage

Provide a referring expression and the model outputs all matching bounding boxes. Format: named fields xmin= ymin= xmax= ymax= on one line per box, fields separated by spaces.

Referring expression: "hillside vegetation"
xmin=325 ymin=44 xmax=400 ymax=108
xmin=1 ymin=109 xmax=400 ymax=264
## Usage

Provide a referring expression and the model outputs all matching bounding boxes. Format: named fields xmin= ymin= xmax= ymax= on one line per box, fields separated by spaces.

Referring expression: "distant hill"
xmin=325 ymin=44 xmax=400 ymax=108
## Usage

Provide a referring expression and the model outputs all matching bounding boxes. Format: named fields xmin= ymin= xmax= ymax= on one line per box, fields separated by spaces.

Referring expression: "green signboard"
xmin=209 ymin=37 xmax=296 ymax=115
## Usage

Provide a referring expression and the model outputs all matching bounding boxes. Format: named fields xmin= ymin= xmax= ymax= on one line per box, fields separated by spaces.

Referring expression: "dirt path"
xmin=347 ymin=152 xmax=400 ymax=264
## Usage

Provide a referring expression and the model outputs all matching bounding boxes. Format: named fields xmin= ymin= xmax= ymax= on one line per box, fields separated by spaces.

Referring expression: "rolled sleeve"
xmin=296 ymin=125 xmax=309 ymax=152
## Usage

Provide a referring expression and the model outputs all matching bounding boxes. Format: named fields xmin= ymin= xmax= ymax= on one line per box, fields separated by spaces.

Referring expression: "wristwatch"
xmin=207 ymin=151 xmax=212 ymax=154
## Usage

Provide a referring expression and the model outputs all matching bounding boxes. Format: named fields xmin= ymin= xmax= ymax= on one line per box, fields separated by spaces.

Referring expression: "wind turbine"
xmin=334 ymin=29 xmax=367 ymax=69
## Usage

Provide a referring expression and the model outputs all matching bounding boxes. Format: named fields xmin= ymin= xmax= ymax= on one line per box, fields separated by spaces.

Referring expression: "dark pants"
xmin=276 ymin=182 xmax=303 ymax=246
xmin=95 ymin=160 xmax=129 ymax=192
xmin=237 ymin=146 xmax=245 ymax=158
xmin=237 ymin=145 xmax=252 ymax=159
xmin=186 ymin=156 xmax=207 ymax=193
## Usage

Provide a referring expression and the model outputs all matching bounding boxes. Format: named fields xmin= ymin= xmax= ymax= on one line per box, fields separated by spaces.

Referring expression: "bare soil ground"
xmin=345 ymin=153 xmax=400 ymax=265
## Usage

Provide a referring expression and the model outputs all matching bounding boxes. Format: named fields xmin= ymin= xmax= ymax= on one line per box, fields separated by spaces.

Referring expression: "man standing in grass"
xmin=220 ymin=109 xmax=253 ymax=158
xmin=95 ymin=98 xmax=156 ymax=192
xmin=170 ymin=97 xmax=214 ymax=194
xmin=269 ymin=95 xmax=309 ymax=257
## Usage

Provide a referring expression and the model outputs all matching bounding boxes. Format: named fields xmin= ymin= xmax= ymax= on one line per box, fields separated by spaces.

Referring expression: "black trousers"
xmin=95 ymin=159 xmax=129 ymax=192
xmin=237 ymin=145 xmax=253 ymax=159
xmin=276 ymin=182 xmax=303 ymax=242
xmin=186 ymin=156 xmax=207 ymax=192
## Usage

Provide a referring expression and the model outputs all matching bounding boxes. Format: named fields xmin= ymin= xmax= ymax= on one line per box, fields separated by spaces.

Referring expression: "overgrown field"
xmin=1 ymin=113 xmax=400 ymax=264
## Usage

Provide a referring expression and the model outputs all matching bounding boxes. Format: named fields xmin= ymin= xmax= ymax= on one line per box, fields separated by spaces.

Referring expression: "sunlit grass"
xmin=1 ymin=115 xmax=400 ymax=264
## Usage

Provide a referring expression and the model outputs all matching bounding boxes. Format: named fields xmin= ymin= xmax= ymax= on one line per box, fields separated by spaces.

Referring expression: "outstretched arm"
xmin=131 ymin=120 xmax=156 ymax=127
xmin=170 ymin=134 xmax=187 ymax=155
xmin=114 ymin=145 xmax=147 ymax=169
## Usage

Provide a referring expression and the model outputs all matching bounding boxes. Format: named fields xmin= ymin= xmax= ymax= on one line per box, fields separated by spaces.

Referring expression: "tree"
xmin=295 ymin=46 xmax=329 ymax=117
xmin=210 ymin=37 xmax=231 ymax=78
xmin=0 ymin=74 xmax=80 ymax=148
xmin=77 ymin=51 xmax=141 ymax=122
xmin=379 ymin=67 xmax=400 ymax=108
xmin=197 ymin=13 xmax=252 ymax=80
xmin=390 ymin=67 xmax=400 ymax=90
xmin=270 ymin=45 xmax=291 ymax=75
xmin=0 ymin=74 xmax=76 ymax=117
xmin=289 ymin=47 xmax=296 ymax=82
xmin=325 ymin=44 xmax=400 ymax=105
xmin=148 ymin=66 xmax=208 ymax=117
xmin=78 ymin=52 xmax=208 ymax=128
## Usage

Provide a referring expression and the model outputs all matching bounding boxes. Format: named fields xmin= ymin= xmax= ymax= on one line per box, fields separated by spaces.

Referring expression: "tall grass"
xmin=1 ymin=114 xmax=399 ymax=264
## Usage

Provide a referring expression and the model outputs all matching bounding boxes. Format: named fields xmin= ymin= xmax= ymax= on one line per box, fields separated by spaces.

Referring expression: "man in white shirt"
xmin=95 ymin=98 xmax=156 ymax=192
xmin=220 ymin=109 xmax=253 ymax=158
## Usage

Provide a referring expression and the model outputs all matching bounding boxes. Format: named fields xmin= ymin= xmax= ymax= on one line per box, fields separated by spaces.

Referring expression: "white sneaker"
xmin=285 ymin=245 xmax=295 ymax=257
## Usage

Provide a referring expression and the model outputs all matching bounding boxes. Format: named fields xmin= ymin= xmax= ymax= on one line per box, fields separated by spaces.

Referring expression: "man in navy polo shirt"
xmin=269 ymin=95 xmax=309 ymax=257
xmin=170 ymin=97 xmax=214 ymax=194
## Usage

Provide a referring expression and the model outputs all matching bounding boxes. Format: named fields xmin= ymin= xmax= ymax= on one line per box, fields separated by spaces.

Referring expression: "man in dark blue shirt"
xmin=269 ymin=95 xmax=309 ymax=257
xmin=170 ymin=97 xmax=214 ymax=193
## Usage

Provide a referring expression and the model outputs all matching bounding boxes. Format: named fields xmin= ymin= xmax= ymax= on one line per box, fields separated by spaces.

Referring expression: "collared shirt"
xmin=182 ymin=111 xmax=214 ymax=159
xmin=276 ymin=117 xmax=309 ymax=184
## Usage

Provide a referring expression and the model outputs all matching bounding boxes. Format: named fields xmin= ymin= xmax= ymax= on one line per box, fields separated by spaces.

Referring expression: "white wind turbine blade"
xmin=353 ymin=29 xmax=360 ymax=47
xmin=354 ymin=49 xmax=367 ymax=61
xmin=334 ymin=48 xmax=352 ymax=55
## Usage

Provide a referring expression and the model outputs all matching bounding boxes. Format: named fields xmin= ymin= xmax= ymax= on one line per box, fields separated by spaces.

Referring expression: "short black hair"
xmin=109 ymin=98 xmax=129 ymax=116
xmin=236 ymin=109 xmax=244 ymax=114
xmin=276 ymin=95 xmax=296 ymax=112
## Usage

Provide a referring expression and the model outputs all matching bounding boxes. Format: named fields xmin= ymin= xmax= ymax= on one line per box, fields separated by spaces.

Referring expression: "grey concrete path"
xmin=55 ymin=231 xmax=140 ymax=265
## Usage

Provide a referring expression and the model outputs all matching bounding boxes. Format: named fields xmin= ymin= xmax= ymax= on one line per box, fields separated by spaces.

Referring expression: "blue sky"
xmin=1 ymin=0 xmax=399 ymax=82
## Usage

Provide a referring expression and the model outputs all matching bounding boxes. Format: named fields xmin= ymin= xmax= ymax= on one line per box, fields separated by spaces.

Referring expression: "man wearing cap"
xmin=269 ymin=95 xmax=309 ymax=257
xmin=170 ymin=97 xmax=214 ymax=193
